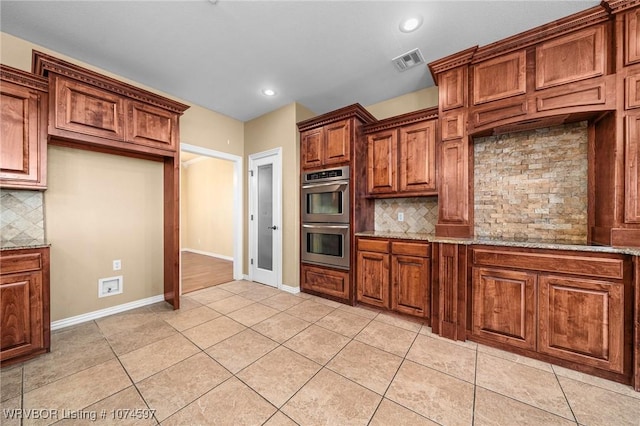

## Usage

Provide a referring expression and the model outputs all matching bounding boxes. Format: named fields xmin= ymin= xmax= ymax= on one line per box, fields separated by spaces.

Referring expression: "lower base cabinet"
xmin=471 ymin=246 xmax=631 ymax=376
xmin=0 ymin=247 xmax=50 ymax=365
xmin=356 ymin=237 xmax=430 ymax=319
xmin=300 ymin=263 xmax=350 ymax=302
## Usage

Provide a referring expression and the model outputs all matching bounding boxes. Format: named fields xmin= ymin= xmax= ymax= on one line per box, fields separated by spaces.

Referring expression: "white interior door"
xmin=249 ymin=148 xmax=282 ymax=288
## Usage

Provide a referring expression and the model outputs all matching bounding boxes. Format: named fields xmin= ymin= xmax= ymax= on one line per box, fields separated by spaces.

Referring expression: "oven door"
xmin=301 ymin=224 xmax=350 ymax=270
xmin=302 ymin=181 xmax=349 ymax=223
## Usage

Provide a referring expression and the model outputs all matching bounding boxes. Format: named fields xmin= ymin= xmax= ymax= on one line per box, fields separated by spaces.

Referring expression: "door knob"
xmin=268 ymin=225 xmax=277 ymax=230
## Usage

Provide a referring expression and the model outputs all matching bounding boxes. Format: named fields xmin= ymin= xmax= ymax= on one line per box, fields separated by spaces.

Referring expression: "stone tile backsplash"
xmin=474 ymin=121 xmax=588 ymax=243
xmin=375 ymin=197 xmax=438 ymax=234
xmin=1 ymin=189 xmax=46 ymax=248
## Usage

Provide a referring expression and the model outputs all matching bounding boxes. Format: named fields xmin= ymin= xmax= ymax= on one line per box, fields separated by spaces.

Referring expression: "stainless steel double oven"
xmin=301 ymin=166 xmax=350 ymax=269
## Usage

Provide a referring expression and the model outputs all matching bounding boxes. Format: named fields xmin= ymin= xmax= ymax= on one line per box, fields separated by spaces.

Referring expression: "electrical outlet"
xmin=113 ymin=259 xmax=121 ymax=271
xmin=398 ymin=212 xmax=404 ymax=222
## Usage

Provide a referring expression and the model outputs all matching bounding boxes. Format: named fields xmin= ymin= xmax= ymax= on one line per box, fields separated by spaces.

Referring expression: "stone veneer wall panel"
xmin=1 ymin=189 xmax=46 ymax=247
xmin=375 ymin=197 xmax=438 ymax=234
xmin=474 ymin=122 xmax=588 ymax=243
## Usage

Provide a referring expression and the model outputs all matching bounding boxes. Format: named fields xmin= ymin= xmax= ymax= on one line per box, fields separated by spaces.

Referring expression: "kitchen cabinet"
xmin=301 ymin=263 xmax=350 ymax=301
xmin=363 ymin=108 xmax=438 ymax=198
xmin=539 ymin=274 xmax=625 ymax=373
xmin=625 ymin=7 xmax=640 ymax=66
xmin=301 ymin=119 xmax=351 ymax=169
xmin=391 ymin=241 xmax=431 ymax=318
xmin=470 ymin=246 xmax=632 ymax=376
xmin=0 ymin=65 xmax=48 ymax=190
xmin=34 ymin=52 xmax=187 ymax=158
xmin=356 ymin=237 xmax=431 ymax=319
xmin=0 ymin=247 xmax=50 ymax=365
xmin=626 ymin=112 xmax=640 ymax=223
xmin=356 ymin=239 xmax=390 ymax=308
xmin=472 ymin=267 xmax=537 ymax=350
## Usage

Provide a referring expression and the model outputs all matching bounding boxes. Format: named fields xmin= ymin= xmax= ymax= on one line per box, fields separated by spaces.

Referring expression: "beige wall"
xmin=365 ymin=86 xmax=439 ymax=119
xmin=1 ymin=32 xmax=244 ymax=320
xmin=182 ymin=158 xmax=234 ymax=257
xmin=243 ymin=103 xmax=315 ymax=287
xmin=45 ymin=146 xmax=164 ymax=321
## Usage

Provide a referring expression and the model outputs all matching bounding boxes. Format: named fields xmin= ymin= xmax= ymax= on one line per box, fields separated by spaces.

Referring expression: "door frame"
xmin=248 ymin=147 xmax=283 ymax=289
xmin=180 ymin=143 xmax=244 ymax=286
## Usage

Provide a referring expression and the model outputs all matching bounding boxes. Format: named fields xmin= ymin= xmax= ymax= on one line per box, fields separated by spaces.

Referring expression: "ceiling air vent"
xmin=392 ymin=48 xmax=425 ymax=72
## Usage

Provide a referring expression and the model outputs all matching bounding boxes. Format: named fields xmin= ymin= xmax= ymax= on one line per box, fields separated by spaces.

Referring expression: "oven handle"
xmin=302 ymin=224 xmax=349 ymax=229
xmin=302 ymin=181 xmax=349 ymax=189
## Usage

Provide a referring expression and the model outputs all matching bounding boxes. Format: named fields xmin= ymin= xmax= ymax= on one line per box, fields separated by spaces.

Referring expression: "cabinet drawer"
xmin=301 ymin=264 xmax=349 ymax=300
xmin=0 ymin=253 xmax=42 ymax=275
xmin=391 ymin=242 xmax=430 ymax=257
xmin=357 ymin=238 xmax=389 ymax=253
xmin=472 ymin=248 xmax=625 ymax=280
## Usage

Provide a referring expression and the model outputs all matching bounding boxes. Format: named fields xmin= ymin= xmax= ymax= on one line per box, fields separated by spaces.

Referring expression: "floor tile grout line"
xmin=471 ymin=344 xmax=479 ymax=426
xmin=553 ymin=367 xmax=579 ymax=424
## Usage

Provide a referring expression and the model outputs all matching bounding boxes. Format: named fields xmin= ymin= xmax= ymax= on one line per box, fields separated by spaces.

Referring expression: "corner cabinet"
xmin=363 ymin=108 xmax=438 ymax=198
xmin=355 ymin=237 xmax=431 ymax=319
xmin=0 ymin=247 xmax=50 ymax=365
xmin=0 ymin=65 xmax=48 ymax=190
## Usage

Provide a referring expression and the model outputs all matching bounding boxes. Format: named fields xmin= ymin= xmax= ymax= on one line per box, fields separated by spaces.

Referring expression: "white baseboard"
xmin=51 ymin=294 xmax=165 ymax=331
xmin=281 ymin=284 xmax=300 ymax=294
xmin=181 ymin=248 xmax=233 ymax=262
xmin=243 ymin=274 xmax=251 ymax=281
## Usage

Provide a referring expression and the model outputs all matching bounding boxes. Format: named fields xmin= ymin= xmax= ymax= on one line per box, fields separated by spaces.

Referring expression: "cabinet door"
xmin=391 ymin=254 xmax=430 ymax=318
xmin=539 ymin=275 xmax=625 ymax=373
xmin=625 ymin=113 xmax=640 ymax=223
xmin=0 ymin=82 xmax=45 ymax=188
xmin=357 ymin=250 xmax=390 ymax=308
xmin=472 ymin=51 xmax=526 ymax=105
xmin=472 ymin=267 xmax=537 ymax=350
xmin=0 ymin=272 xmax=43 ymax=362
xmin=367 ymin=130 xmax=397 ymax=194
xmin=301 ymin=128 xmax=323 ymax=169
xmin=399 ymin=120 xmax=436 ymax=194
xmin=126 ymin=100 xmax=177 ymax=151
xmin=626 ymin=8 xmax=640 ymax=66
xmin=53 ymin=76 xmax=125 ymax=141
xmin=439 ymin=138 xmax=468 ymax=223
xmin=323 ymin=119 xmax=351 ymax=166
xmin=439 ymin=67 xmax=466 ymax=111
xmin=535 ymin=26 xmax=605 ymax=89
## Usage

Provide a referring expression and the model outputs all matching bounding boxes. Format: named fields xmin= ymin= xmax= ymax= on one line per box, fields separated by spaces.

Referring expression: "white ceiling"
xmin=1 ymin=1 xmax=599 ymax=122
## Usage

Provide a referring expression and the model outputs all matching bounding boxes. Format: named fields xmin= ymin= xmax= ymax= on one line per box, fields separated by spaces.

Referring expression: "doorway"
xmin=249 ymin=148 xmax=282 ymax=288
xmin=180 ymin=144 xmax=243 ymax=294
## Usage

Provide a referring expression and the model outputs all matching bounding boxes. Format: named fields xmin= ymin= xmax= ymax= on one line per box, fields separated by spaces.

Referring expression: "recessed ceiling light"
xmin=262 ymin=88 xmax=276 ymax=96
xmin=400 ymin=16 xmax=423 ymax=33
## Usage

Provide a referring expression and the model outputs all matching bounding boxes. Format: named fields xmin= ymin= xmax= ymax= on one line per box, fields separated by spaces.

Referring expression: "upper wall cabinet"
xmin=301 ymin=119 xmax=351 ymax=169
xmin=0 ymin=65 xmax=48 ymax=190
xmin=298 ymin=104 xmax=376 ymax=171
xmin=363 ymin=108 xmax=438 ymax=198
xmin=472 ymin=51 xmax=526 ymax=105
xmin=535 ymin=26 xmax=605 ymax=90
xmin=33 ymin=51 xmax=189 ymax=158
xmin=625 ymin=7 xmax=640 ymax=66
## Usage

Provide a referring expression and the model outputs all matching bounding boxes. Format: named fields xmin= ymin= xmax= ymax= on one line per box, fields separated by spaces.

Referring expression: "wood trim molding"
xmin=607 ymin=0 xmax=640 ymax=14
xmin=362 ymin=107 xmax=438 ymax=134
xmin=297 ymin=103 xmax=377 ymax=131
xmin=0 ymin=64 xmax=48 ymax=92
xmin=428 ymin=46 xmax=477 ymax=82
xmin=32 ymin=51 xmax=189 ymax=114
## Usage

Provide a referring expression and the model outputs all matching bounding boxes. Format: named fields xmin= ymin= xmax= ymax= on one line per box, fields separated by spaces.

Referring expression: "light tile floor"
xmin=2 ymin=280 xmax=639 ymax=425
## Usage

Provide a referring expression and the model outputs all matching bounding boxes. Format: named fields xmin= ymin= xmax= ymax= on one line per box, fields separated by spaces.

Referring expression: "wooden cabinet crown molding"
xmin=428 ymin=46 xmax=477 ymax=84
xmin=472 ymin=5 xmax=611 ymax=64
xmin=362 ymin=107 xmax=437 ymax=134
xmin=0 ymin=65 xmax=48 ymax=92
xmin=607 ymin=0 xmax=640 ymax=14
xmin=32 ymin=51 xmax=189 ymax=115
xmin=297 ymin=103 xmax=376 ymax=132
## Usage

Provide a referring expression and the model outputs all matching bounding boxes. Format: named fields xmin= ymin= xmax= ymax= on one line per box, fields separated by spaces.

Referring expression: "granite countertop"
xmin=1 ymin=241 xmax=50 ymax=251
xmin=355 ymin=231 xmax=640 ymax=256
